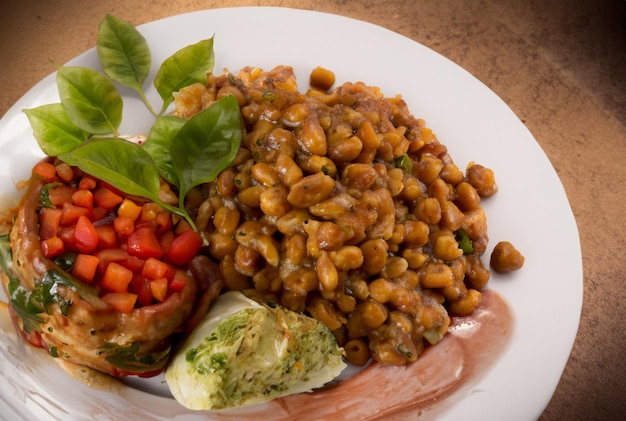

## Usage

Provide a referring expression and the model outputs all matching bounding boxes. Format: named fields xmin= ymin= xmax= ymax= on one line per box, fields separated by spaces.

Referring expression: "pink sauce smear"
xmin=213 ymin=289 xmax=513 ymax=420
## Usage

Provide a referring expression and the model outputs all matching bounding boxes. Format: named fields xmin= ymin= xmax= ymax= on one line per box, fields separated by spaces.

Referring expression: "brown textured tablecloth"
xmin=1 ymin=1 xmax=624 ymax=419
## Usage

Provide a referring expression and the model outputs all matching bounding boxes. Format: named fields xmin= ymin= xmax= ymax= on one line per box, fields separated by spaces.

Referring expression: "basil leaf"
xmin=171 ymin=95 xmax=242 ymax=208
xmin=97 ymin=14 xmax=151 ymax=93
xmin=58 ymin=138 xmax=161 ymax=200
xmin=56 ymin=66 xmax=123 ymax=136
xmin=58 ymin=138 xmax=198 ymax=230
xmin=100 ymin=341 xmax=170 ymax=371
xmin=24 ymin=104 xmax=90 ymax=156
xmin=0 ymin=234 xmax=19 ymax=297
xmin=143 ymin=115 xmax=186 ymax=185
xmin=97 ymin=14 xmax=155 ymax=115
xmin=40 ymin=182 xmax=61 ymax=209
xmin=154 ymin=37 xmax=214 ymax=114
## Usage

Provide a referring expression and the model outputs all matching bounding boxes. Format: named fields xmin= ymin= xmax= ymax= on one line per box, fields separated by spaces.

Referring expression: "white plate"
xmin=0 ymin=7 xmax=582 ymax=421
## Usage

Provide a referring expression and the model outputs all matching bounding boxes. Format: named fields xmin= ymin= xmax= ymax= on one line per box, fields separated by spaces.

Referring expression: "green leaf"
xmin=171 ymin=95 xmax=242 ymax=209
xmin=100 ymin=341 xmax=171 ymax=371
xmin=142 ymin=115 xmax=186 ymax=184
xmin=154 ymin=37 xmax=214 ymax=114
xmin=57 ymin=137 xmax=198 ymax=230
xmin=56 ymin=66 xmax=123 ymax=136
xmin=97 ymin=14 xmax=151 ymax=93
xmin=23 ymin=104 xmax=90 ymax=156
xmin=40 ymin=182 xmax=61 ymax=209
xmin=58 ymin=138 xmax=161 ymax=200
xmin=0 ymin=234 xmax=19 ymax=297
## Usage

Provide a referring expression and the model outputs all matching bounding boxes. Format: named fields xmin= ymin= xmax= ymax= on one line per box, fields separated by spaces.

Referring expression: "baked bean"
xmin=402 ymin=247 xmax=428 ymax=269
xmin=276 ymin=209 xmax=310 ymax=236
xmin=309 ymin=66 xmax=336 ymax=92
xmin=344 ymin=338 xmax=370 ymax=366
xmin=414 ymin=197 xmax=441 ymax=224
xmin=432 ymin=230 xmax=464 ymax=261
xmin=213 ymin=205 xmax=240 ymax=236
xmin=304 ymin=220 xmax=346 ymax=257
xmin=490 ymin=241 xmax=525 ymax=273
xmin=174 ymin=65 xmax=518 ymax=368
xmin=238 ymin=185 xmax=265 ymax=208
xmin=420 ymin=263 xmax=454 ymax=289
xmin=466 ymin=163 xmax=498 ymax=197
xmin=403 ymin=220 xmax=430 ymax=247
xmin=296 ymin=115 xmax=327 ymax=156
xmin=360 ymin=239 xmax=389 ymax=276
xmin=282 ymin=103 xmax=310 ymax=126
xmin=284 ymin=234 xmax=307 ymax=265
xmin=329 ymin=245 xmax=364 ymax=271
xmin=307 ymin=296 xmax=346 ymax=331
xmin=465 ymin=253 xmax=491 ymax=290
xmin=287 ymin=172 xmax=336 ymax=208
xmin=220 ymin=254 xmax=253 ymax=291
xmin=251 ymin=162 xmax=281 ymax=186
xmin=216 ymin=85 xmax=246 ymax=107
xmin=206 ymin=232 xmax=238 ymax=260
xmin=341 ymin=163 xmax=378 ymax=191
xmin=274 ymin=152 xmax=303 ymax=187
xmin=317 ymin=250 xmax=339 ymax=292
xmin=381 ymin=256 xmax=409 ymax=279
xmin=296 ymin=154 xmax=337 ymax=177
xmin=448 ymin=288 xmax=482 ymax=316
xmin=259 ymin=185 xmax=290 ymax=217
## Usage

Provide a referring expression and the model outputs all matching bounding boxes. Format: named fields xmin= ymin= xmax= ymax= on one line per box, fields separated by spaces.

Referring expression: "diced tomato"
xmin=60 ymin=202 xmax=90 ymax=226
xmin=95 ymin=225 xmax=118 ymax=249
xmin=39 ymin=207 xmax=62 ymax=240
xmin=91 ymin=207 xmax=109 ymax=222
xmin=48 ymin=185 xmax=76 ymax=207
xmin=167 ymin=229 xmax=203 ymax=266
xmin=94 ymin=248 xmax=127 ymax=273
xmin=139 ymin=203 xmax=163 ymax=223
xmin=101 ymin=261 xmax=133 ymax=293
xmin=78 ymin=176 xmax=97 ymax=190
xmin=150 ymin=278 xmax=168 ymax=302
xmin=174 ymin=220 xmax=193 ymax=236
xmin=142 ymin=257 xmax=175 ymax=281
xmin=101 ymin=292 xmax=137 ymax=313
xmin=98 ymin=181 xmax=125 ymax=197
xmin=41 ymin=236 xmax=65 ymax=258
xmin=94 ymin=187 xmax=123 ymax=210
xmin=71 ymin=189 xmax=94 ymax=209
xmin=113 ymin=216 xmax=135 ymax=238
xmin=127 ymin=225 xmax=164 ymax=259
xmin=57 ymin=226 xmax=75 ymax=248
xmin=54 ymin=162 xmax=74 ymax=182
xmin=125 ymin=254 xmax=145 ymax=273
xmin=169 ymin=269 xmax=189 ymax=291
xmin=117 ymin=199 xmax=142 ymax=221
xmin=155 ymin=211 xmax=173 ymax=233
xmin=71 ymin=254 xmax=100 ymax=284
xmin=129 ymin=275 xmax=153 ymax=307
xmin=33 ymin=161 xmax=57 ymax=182
xmin=159 ymin=229 xmax=175 ymax=254
xmin=74 ymin=215 xmax=99 ymax=253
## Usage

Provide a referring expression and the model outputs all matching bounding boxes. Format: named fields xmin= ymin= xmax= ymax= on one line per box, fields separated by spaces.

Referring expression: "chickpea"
xmin=344 ymin=338 xmax=370 ymax=367
xmin=310 ymin=66 xmax=336 ymax=92
xmin=490 ymin=241 xmax=525 ymax=273
xmin=466 ymin=163 xmax=498 ymax=197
